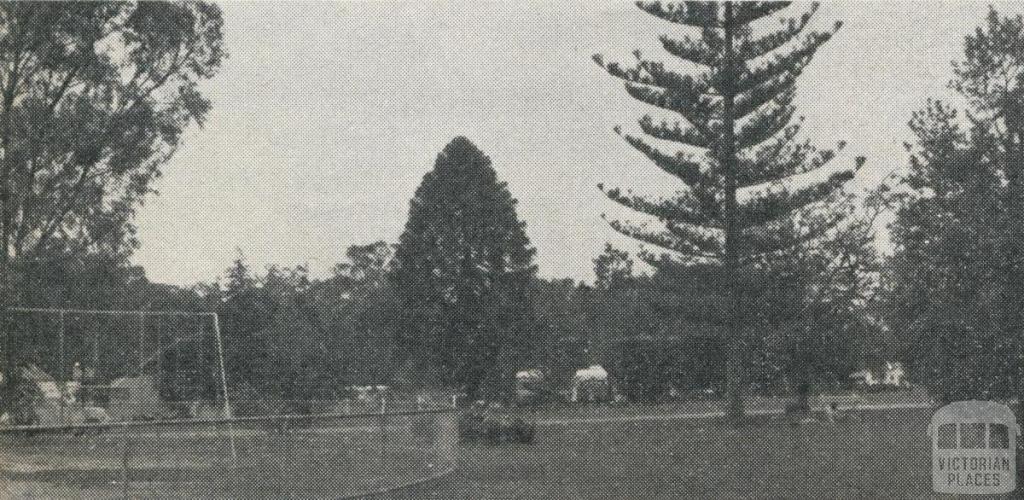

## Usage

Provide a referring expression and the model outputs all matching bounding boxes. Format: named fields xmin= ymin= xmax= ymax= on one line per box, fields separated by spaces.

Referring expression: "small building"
xmin=849 ymin=369 xmax=877 ymax=386
xmin=108 ymin=375 xmax=165 ymax=421
xmin=882 ymin=361 xmax=907 ymax=387
xmin=8 ymin=364 xmax=108 ymax=426
xmin=849 ymin=361 xmax=908 ymax=388
xmin=571 ymin=365 xmax=610 ymax=403
xmin=514 ymin=369 xmax=546 ymax=405
xmin=20 ymin=363 xmax=62 ymax=399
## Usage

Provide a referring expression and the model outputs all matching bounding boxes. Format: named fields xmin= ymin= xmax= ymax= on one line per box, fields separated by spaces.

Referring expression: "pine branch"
xmin=738 ymin=141 xmax=843 ymax=189
xmin=732 ymin=2 xmax=793 ymax=26
xmin=731 ymin=24 xmax=840 ymax=95
xmin=594 ymin=54 xmax=713 ymax=97
xmin=636 ymin=1 xmax=721 ymax=29
xmin=660 ymin=34 xmax=719 ymax=68
xmin=665 ymin=219 xmax=724 ymax=254
xmin=599 ymin=184 xmax=719 ymax=228
xmin=738 ymin=227 xmax=840 ymax=268
xmin=594 ymin=53 xmax=719 ymax=135
xmin=624 ymin=84 xmax=718 ymax=137
xmin=736 ymin=4 xmax=818 ymax=60
xmin=743 ymin=121 xmax=802 ymax=161
xmin=738 ymin=156 xmax=864 ymax=227
xmin=637 ymin=114 xmax=714 ymax=149
xmin=604 ymin=216 xmax=720 ymax=259
xmin=617 ymin=127 xmax=712 ymax=187
xmin=738 ymin=206 xmax=846 ymax=258
xmin=638 ymin=247 xmax=721 ymax=270
xmin=733 ymin=73 xmax=797 ymax=119
xmin=734 ymin=123 xmax=802 ymax=184
xmin=735 ymin=101 xmax=795 ymax=149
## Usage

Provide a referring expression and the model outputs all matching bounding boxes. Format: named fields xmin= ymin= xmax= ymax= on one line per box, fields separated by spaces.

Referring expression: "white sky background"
xmin=132 ymin=1 xmax=1022 ymax=286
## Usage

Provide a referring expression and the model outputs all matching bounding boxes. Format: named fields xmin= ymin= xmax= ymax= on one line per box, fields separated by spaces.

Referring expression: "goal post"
xmin=0 ymin=306 xmax=464 ymax=498
xmin=1 ymin=307 xmax=232 ymax=427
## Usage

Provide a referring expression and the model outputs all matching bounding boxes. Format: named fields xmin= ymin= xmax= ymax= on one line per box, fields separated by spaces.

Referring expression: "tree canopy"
xmin=0 ymin=2 xmax=224 ymax=266
xmin=885 ymin=8 xmax=1024 ymax=403
xmin=0 ymin=1 xmax=225 ymax=411
xmin=389 ymin=137 xmax=537 ymax=401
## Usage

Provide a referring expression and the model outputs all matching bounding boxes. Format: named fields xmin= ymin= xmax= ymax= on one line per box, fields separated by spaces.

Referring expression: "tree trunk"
xmin=0 ymin=259 xmax=8 ymax=416
xmin=0 ymin=51 xmax=17 ymax=416
xmin=721 ymin=1 xmax=745 ymax=422
xmin=1003 ymin=118 xmax=1024 ymax=414
xmin=795 ymin=380 xmax=812 ymax=413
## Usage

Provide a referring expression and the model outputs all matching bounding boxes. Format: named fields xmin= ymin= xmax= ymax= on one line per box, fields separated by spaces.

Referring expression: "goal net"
xmin=0 ymin=307 xmax=462 ymax=499
xmin=2 ymin=307 xmax=230 ymax=426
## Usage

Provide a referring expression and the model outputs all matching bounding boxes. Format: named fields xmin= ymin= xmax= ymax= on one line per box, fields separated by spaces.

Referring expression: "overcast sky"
xmin=131 ymin=1 xmax=1022 ymax=286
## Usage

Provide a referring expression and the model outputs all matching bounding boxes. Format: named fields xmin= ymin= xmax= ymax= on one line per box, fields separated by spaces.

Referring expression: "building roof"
xmin=19 ymin=364 xmax=54 ymax=383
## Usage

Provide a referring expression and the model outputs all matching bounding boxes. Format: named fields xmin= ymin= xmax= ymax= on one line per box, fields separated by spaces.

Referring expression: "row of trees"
xmin=583 ymin=1 xmax=1024 ymax=415
xmin=5 ymin=1 xmax=1024 ymax=418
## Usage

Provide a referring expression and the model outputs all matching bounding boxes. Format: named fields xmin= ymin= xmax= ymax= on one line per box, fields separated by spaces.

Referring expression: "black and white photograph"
xmin=1 ymin=1 xmax=1024 ymax=498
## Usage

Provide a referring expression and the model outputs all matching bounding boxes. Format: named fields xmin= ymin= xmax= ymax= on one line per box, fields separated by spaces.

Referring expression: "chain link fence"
xmin=0 ymin=309 xmax=458 ymax=498
xmin=1 ymin=408 xmax=458 ymax=499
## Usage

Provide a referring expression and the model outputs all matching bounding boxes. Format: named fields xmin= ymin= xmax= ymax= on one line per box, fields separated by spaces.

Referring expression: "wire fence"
xmin=0 ymin=308 xmax=459 ymax=498
xmin=0 ymin=408 xmax=458 ymax=499
xmin=2 ymin=308 xmax=230 ymax=427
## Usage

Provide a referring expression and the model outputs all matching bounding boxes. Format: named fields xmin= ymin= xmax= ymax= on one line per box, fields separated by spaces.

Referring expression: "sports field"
xmin=1 ymin=402 xmax=1013 ymax=499
xmin=1 ymin=412 xmax=457 ymax=499
xmin=456 ymin=407 xmax=953 ymax=499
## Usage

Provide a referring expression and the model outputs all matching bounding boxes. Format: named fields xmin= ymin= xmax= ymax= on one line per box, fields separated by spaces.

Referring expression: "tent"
xmin=571 ymin=365 xmax=610 ymax=403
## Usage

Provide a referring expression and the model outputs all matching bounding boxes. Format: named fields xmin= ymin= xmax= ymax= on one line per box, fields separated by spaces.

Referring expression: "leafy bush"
xmin=459 ymin=406 xmax=535 ymax=444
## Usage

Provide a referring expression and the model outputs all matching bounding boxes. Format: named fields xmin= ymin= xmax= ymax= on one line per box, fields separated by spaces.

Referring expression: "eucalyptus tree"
xmin=0 ymin=2 xmax=224 ymax=411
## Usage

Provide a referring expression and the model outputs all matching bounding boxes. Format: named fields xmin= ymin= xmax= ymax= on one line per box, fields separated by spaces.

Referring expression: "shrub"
xmin=458 ymin=407 xmax=535 ymax=444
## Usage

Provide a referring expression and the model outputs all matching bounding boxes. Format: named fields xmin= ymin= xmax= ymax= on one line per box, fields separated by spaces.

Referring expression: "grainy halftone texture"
xmin=6 ymin=2 xmax=1024 ymax=499
xmin=1 ymin=408 xmax=459 ymax=498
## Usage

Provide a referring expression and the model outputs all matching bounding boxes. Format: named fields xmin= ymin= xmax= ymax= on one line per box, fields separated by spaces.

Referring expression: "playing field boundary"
xmin=339 ymin=466 xmax=457 ymax=499
xmin=535 ymin=401 xmax=934 ymax=427
xmin=0 ymin=407 xmax=457 ymax=435
xmin=0 ymin=408 xmax=460 ymax=499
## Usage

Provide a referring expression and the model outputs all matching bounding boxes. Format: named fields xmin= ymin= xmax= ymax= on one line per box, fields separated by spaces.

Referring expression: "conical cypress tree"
xmin=389 ymin=137 xmax=537 ymax=401
xmin=594 ymin=1 xmax=864 ymax=418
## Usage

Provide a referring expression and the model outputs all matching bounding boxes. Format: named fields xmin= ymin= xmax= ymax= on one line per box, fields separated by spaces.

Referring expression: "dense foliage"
xmin=10 ymin=3 xmax=1024 ymax=418
xmin=885 ymin=8 xmax=1024 ymax=403
xmin=0 ymin=1 xmax=225 ymax=412
xmin=389 ymin=137 xmax=538 ymax=401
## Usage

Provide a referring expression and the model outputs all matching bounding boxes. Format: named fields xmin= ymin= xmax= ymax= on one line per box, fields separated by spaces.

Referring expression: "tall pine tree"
xmin=594 ymin=1 xmax=864 ymax=418
xmin=389 ymin=137 xmax=537 ymax=401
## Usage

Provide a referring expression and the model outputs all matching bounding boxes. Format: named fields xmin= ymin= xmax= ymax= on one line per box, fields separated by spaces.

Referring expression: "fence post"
xmin=58 ymin=311 xmax=66 ymax=426
xmin=121 ymin=430 xmax=132 ymax=499
xmin=284 ymin=415 xmax=296 ymax=498
xmin=209 ymin=313 xmax=239 ymax=496
xmin=378 ymin=398 xmax=387 ymax=491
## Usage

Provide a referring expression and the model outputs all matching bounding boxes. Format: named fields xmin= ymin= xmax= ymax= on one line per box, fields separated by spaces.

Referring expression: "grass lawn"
xmin=2 ymin=401 xmax=1015 ymax=499
xmin=0 ymin=417 xmax=453 ymax=499
xmin=456 ymin=407 xmax=958 ymax=499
